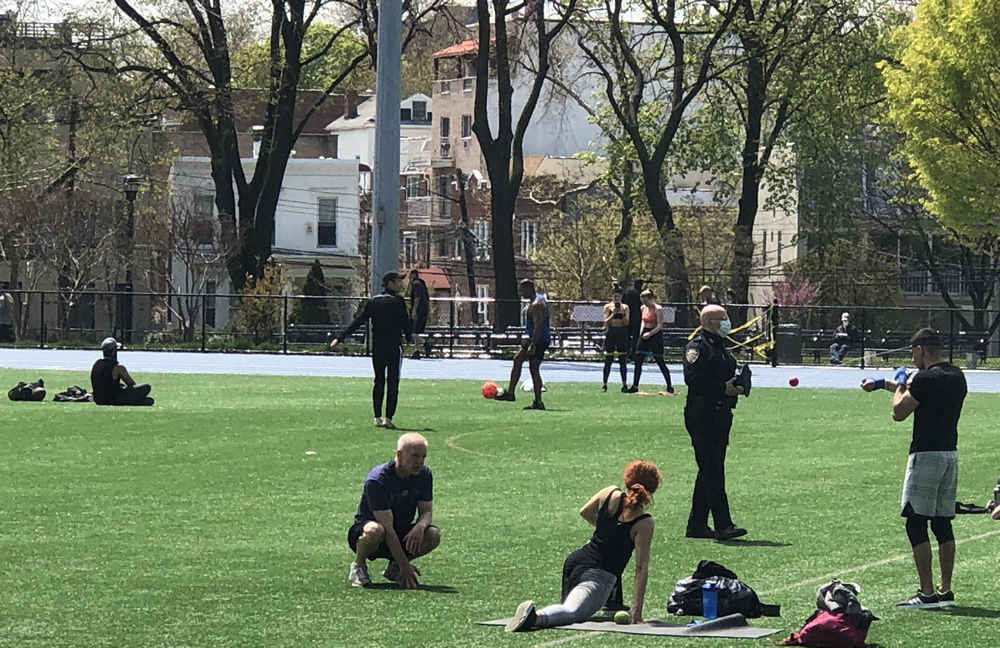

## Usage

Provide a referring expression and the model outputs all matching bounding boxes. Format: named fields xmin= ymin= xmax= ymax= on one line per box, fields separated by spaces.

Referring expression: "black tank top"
xmin=90 ymin=357 xmax=121 ymax=405
xmin=560 ymin=490 xmax=651 ymax=598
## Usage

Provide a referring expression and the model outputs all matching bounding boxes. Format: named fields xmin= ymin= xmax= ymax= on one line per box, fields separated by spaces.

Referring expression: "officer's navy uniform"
xmin=682 ymin=329 xmax=741 ymax=538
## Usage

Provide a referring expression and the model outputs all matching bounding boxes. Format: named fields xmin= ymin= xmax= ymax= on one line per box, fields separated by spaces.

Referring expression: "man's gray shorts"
xmin=902 ymin=450 xmax=958 ymax=518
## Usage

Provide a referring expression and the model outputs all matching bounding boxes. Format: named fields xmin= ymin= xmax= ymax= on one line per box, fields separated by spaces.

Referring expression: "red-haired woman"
xmin=505 ymin=460 xmax=661 ymax=632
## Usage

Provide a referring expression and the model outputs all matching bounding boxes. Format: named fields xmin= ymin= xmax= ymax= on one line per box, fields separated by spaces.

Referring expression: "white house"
xmin=325 ymin=92 xmax=434 ymax=169
xmin=168 ymin=156 xmax=362 ymax=328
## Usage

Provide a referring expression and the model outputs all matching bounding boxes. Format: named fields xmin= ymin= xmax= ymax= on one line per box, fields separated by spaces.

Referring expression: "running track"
xmin=4 ymin=348 xmax=1000 ymax=392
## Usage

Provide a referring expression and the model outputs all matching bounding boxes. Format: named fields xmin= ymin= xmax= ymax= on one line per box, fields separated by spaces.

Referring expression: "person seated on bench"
xmin=504 ymin=459 xmax=660 ymax=632
xmin=91 ymin=338 xmax=154 ymax=406
xmin=830 ymin=312 xmax=859 ymax=365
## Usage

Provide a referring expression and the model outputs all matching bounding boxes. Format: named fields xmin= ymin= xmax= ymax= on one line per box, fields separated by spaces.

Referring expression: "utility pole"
xmin=370 ymin=0 xmax=402 ymax=295
xmin=122 ymin=173 xmax=141 ymax=343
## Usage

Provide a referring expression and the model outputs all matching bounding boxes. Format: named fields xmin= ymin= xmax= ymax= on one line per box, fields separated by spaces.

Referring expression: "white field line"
xmin=528 ymin=527 xmax=1000 ymax=648
xmin=443 ymin=433 xmax=493 ymax=457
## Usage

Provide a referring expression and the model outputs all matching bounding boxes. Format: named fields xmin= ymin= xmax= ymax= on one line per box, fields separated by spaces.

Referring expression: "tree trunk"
xmin=491 ymin=188 xmax=519 ymax=331
xmin=641 ymin=162 xmax=690 ymax=325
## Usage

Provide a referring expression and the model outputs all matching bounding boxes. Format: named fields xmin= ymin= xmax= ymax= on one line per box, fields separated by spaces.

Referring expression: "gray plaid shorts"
xmin=901 ymin=450 xmax=958 ymax=518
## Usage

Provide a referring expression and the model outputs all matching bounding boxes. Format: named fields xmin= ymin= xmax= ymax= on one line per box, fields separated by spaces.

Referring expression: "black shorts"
xmin=412 ymin=310 xmax=428 ymax=335
xmin=522 ymin=341 xmax=549 ymax=361
xmin=604 ymin=327 xmax=629 ymax=356
xmin=348 ymin=521 xmax=438 ymax=560
xmin=636 ymin=330 xmax=664 ymax=357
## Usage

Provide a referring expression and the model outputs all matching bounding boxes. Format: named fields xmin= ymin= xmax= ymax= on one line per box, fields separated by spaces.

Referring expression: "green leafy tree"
xmin=292 ymin=258 xmax=331 ymax=325
xmin=882 ymin=0 xmax=1000 ymax=240
xmin=231 ymin=258 xmax=288 ymax=345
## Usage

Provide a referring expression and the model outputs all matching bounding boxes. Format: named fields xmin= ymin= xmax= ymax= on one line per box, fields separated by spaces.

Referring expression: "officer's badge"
xmin=685 ymin=348 xmax=700 ymax=364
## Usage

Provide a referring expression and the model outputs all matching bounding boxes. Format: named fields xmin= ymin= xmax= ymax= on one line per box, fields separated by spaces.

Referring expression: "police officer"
xmin=683 ymin=304 xmax=747 ymax=540
xmin=331 ymin=272 xmax=419 ymax=430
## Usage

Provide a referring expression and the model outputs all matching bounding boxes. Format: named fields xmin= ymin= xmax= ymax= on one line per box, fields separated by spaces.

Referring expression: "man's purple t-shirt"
xmin=353 ymin=460 xmax=433 ymax=536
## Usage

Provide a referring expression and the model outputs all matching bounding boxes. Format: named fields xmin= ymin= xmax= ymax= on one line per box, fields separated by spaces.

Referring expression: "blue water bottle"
xmin=701 ymin=581 xmax=719 ymax=620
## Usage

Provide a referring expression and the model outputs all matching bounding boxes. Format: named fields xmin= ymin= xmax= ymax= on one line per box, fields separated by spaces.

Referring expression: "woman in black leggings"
xmin=627 ymin=289 xmax=673 ymax=393
xmin=602 ymin=284 xmax=631 ymax=392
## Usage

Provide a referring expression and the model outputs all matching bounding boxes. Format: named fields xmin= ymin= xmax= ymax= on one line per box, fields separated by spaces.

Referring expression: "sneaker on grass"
xmin=495 ymin=390 xmax=515 ymax=402
xmin=349 ymin=561 xmax=371 ymax=587
xmin=374 ymin=417 xmax=384 ymax=428
xmin=896 ymin=591 xmax=939 ymax=609
xmin=935 ymin=590 xmax=955 ymax=607
xmin=382 ymin=418 xmax=397 ymax=430
xmin=505 ymin=600 xmax=537 ymax=633
xmin=523 ymin=401 xmax=545 ymax=411
xmin=382 ymin=561 xmax=399 ymax=582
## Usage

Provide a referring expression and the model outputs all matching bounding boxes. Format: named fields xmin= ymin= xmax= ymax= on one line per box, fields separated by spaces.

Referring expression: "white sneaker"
xmin=382 ymin=560 xmax=400 ymax=582
xmin=382 ymin=418 xmax=397 ymax=430
xmin=374 ymin=417 xmax=384 ymax=428
xmin=349 ymin=561 xmax=371 ymax=587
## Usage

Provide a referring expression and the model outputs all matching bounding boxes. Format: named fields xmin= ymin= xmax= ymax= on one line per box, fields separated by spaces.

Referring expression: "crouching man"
xmin=348 ymin=433 xmax=441 ymax=588
xmin=91 ymin=337 xmax=154 ymax=406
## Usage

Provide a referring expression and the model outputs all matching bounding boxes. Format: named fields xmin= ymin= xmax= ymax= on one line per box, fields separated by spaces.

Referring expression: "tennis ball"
xmin=614 ymin=610 xmax=630 ymax=625
xmin=788 ymin=376 xmax=799 ymax=387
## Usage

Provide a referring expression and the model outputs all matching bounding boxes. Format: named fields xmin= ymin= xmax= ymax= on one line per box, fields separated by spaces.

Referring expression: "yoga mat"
xmin=480 ymin=613 xmax=780 ymax=638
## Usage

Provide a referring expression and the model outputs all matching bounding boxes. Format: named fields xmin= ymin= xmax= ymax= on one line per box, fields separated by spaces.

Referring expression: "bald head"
xmin=700 ymin=304 xmax=729 ymax=334
xmin=397 ymin=432 xmax=428 ymax=452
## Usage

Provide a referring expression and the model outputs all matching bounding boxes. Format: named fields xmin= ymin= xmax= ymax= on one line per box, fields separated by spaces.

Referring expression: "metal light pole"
xmin=122 ymin=173 xmax=140 ymax=344
xmin=370 ymin=0 xmax=402 ymax=296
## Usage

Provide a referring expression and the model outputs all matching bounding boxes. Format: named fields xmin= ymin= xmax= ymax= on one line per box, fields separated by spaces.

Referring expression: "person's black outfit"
xmin=336 ymin=288 xmax=413 ymax=420
xmin=90 ymin=358 xmax=153 ymax=406
xmin=409 ymin=277 xmax=432 ymax=358
xmin=622 ymin=283 xmax=642 ymax=359
xmin=682 ymin=330 xmax=745 ymax=540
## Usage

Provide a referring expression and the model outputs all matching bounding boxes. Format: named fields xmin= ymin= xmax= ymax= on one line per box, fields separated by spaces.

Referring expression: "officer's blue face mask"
xmin=718 ymin=319 xmax=732 ymax=337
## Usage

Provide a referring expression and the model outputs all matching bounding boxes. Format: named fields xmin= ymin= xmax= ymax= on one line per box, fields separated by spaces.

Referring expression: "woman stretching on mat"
xmin=626 ymin=290 xmax=673 ymax=393
xmin=505 ymin=459 xmax=660 ymax=632
xmin=602 ymin=283 xmax=631 ymax=392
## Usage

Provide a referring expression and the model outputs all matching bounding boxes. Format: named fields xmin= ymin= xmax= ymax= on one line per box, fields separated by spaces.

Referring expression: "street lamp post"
xmin=122 ymin=173 xmax=140 ymax=344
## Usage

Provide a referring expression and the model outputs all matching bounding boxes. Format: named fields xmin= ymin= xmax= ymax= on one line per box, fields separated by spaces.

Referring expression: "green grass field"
xmin=2 ymin=368 xmax=998 ymax=648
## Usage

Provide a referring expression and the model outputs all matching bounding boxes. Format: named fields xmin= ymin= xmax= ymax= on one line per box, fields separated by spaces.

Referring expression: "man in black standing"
xmin=331 ymin=272 xmax=418 ymax=430
xmin=408 ymin=269 xmax=432 ymax=359
xmin=622 ymin=279 xmax=643 ymax=363
xmin=683 ymin=304 xmax=747 ymax=541
xmin=861 ymin=328 xmax=966 ymax=609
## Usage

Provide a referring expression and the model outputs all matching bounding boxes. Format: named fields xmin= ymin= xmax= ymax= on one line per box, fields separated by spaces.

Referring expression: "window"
xmin=776 ymin=231 xmax=783 ymax=266
xmin=463 ymin=78 xmax=473 ymax=91
xmin=440 ymin=116 xmax=450 ymax=138
xmin=474 ymin=220 xmax=490 ymax=260
xmin=317 ymin=198 xmax=337 ymax=247
xmin=192 ymin=194 xmax=215 ymax=246
xmin=439 ymin=80 xmax=450 ymax=94
xmin=411 ymin=101 xmax=427 ymax=122
xmin=438 ymin=176 xmax=450 ymax=218
xmin=520 ymin=220 xmax=537 ymax=257
xmin=461 ymin=114 xmax=472 ymax=138
xmin=437 ymin=236 xmax=448 ymax=258
xmin=205 ymin=280 xmax=217 ymax=327
xmin=406 ymin=176 xmax=422 ymax=199
xmin=404 ymin=232 xmax=417 ymax=264
xmin=477 ymin=284 xmax=489 ymax=317
xmin=760 ymin=230 xmax=768 ymax=266
xmin=453 ymin=236 xmax=463 ymax=259
xmin=400 ymin=107 xmax=412 ymax=121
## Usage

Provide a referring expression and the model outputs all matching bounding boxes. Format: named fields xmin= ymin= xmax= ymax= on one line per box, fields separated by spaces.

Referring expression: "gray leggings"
xmin=536 ymin=568 xmax=617 ymax=628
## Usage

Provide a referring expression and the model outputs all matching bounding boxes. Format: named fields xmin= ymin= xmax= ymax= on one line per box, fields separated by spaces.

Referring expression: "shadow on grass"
xmin=717 ymin=539 xmax=791 ymax=547
xmin=392 ymin=427 xmax=437 ymax=432
xmin=942 ymin=606 xmax=1000 ymax=618
xmin=365 ymin=583 xmax=459 ymax=594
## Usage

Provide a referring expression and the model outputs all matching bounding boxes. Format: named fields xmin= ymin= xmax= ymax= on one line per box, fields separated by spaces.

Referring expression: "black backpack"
xmin=667 ymin=560 xmax=779 ymax=618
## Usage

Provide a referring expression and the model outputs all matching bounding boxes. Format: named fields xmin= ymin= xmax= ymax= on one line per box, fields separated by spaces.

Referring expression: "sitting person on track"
xmin=505 ymin=459 xmax=660 ymax=632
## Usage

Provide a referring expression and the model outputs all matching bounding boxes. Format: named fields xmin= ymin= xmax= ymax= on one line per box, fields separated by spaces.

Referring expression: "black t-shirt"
xmin=90 ymin=357 xmax=121 ymax=405
xmin=409 ymin=278 xmax=429 ymax=315
xmin=908 ymin=362 xmax=967 ymax=454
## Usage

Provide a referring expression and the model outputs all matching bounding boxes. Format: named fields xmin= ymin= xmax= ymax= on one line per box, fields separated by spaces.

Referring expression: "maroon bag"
xmin=784 ymin=609 xmax=869 ymax=648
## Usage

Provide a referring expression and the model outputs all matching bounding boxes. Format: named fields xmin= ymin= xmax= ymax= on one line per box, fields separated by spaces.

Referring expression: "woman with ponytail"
xmin=505 ymin=460 xmax=661 ymax=632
